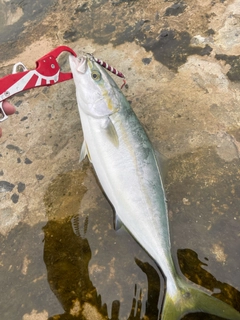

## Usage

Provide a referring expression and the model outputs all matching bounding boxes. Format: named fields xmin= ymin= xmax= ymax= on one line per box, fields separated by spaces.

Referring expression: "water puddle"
xmin=42 ymin=168 xmax=162 ymax=320
xmin=166 ymin=147 xmax=240 ymax=318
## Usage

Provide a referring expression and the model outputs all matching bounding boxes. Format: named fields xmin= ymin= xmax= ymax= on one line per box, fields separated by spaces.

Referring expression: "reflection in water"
xmin=42 ymin=217 xmax=160 ymax=319
xmin=42 ymin=169 xmax=240 ymax=320
xmin=43 ymin=169 xmax=161 ymax=319
xmin=43 ymin=218 xmax=105 ymax=319
xmin=178 ymin=249 xmax=240 ymax=319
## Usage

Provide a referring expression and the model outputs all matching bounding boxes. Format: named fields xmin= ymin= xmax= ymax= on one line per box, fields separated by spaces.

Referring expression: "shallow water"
xmin=1 ymin=0 xmax=240 ymax=319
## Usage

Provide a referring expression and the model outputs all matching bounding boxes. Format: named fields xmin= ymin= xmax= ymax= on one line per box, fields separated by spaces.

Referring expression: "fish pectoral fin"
xmin=114 ymin=212 xmax=123 ymax=230
xmin=80 ymin=140 xmax=92 ymax=163
xmin=102 ymin=117 xmax=119 ymax=148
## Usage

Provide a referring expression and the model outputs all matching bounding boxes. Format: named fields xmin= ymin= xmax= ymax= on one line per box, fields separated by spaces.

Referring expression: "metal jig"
xmin=93 ymin=56 xmax=126 ymax=89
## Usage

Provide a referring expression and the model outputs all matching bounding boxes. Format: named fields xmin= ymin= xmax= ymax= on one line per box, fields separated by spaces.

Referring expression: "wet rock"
xmin=24 ymin=158 xmax=32 ymax=164
xmin=15 ymin=100 xmax=23 ymax=107
xmin=0 ymin=0 xmax=56 ymax=60
xmin=17 ymin=182 xmax=26 ymax=193
xmin=0 ymin=181 xmax=15 ymax=192
xmin=6 ymin=144 xmax=23 ymax=154
xmin=0 ymin=222 xmax=54 ymax=314
xmin=75 ymin=2 xmax=89 ymax=13
xmin=207 ymin=28 xmax=215 ymax=35
xmin=41 ymin=170 xmax=162 ymax=319
xmin=36 ymin=174 xmax=44 ymax=181
xmin=112 ymin=0 xmax=138 ymax=5
xmin=104 ymin=24 xmax=116 ymax=34
xmin=178 ymin=249 xmax=240 ymax=311
xmin=143 ymin=29 xmax=212 ymax=71
xmin=63 ymin=28 xmax=78 ymax=42
xmin=165 ymin=1 xmax=187 ymax=16
xmin=142 ymin=58 xmax=152 ymax=65
xmin=20 ymin=116 xmax=28 ymax=121
xmin=215 ymin=54 xmax=240 ymax=82
xmin=11 ymin=193 xmax=19 ymax=204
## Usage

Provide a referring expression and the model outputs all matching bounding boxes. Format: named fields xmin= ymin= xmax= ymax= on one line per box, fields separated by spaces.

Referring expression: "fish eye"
xmin=91 ymin=70 xmax=101 ymax=81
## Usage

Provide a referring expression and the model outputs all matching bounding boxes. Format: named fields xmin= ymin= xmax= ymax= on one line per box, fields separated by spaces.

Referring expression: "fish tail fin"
xmin=161 ymin=277 xmax=240 ymax=320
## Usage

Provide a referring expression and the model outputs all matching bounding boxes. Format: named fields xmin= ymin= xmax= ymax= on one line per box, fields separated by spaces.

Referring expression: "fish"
xmin=69 ymin=53 xmax=240 ymax=320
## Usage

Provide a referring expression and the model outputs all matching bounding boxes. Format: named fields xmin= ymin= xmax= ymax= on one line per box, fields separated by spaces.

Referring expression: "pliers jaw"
xmin=0 ymin=45 xmax=77 ymax=122
xmin=35 ymin=45 xmax=77 ymax=81
xmin=0 ymin=102 xmax=8 ymax=122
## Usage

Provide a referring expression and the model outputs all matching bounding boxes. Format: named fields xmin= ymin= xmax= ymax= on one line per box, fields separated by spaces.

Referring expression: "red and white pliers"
xmin=0 ymin=45 xmax=77 ymax=122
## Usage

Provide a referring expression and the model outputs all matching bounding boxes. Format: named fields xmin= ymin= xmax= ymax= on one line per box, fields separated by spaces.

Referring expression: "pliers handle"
xmin=0 ymin=45 xmax=77 ymax=122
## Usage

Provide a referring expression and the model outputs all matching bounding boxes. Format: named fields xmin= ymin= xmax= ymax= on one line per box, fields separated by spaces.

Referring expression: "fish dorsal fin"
xmin=102 ymin=117 xmax=119 ymax=148
xmin=80 ymin=140 xmax=92 ymax=163
xmin=71 ymin=215 xmax=81 ymax=237
xmin=71 ymin=214 xmax=89 ymax=238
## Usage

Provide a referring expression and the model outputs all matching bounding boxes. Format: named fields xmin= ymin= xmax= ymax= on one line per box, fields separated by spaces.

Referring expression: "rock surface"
xmin=0 ymin=0 xmax=240 ymax=319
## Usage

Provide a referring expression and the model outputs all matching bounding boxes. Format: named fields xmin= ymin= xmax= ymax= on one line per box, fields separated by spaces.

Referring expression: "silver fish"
xmin=69 ymin=53 xmax=240 ymax=320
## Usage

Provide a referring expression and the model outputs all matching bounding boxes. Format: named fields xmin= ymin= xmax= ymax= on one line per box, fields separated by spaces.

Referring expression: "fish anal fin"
xmin=114 ymin=212 xmax=123 ymax=231
xmin=80 ymin=140 xmax=92 ymax=163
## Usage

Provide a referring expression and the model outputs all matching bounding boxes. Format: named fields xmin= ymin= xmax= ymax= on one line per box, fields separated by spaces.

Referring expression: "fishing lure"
xmin=93 ymin=56 xmax=126 ymax=89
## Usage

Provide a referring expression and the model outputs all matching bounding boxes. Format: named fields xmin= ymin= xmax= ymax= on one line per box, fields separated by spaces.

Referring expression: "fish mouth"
xmin=69 ymin=54 xmax=88 ymax=74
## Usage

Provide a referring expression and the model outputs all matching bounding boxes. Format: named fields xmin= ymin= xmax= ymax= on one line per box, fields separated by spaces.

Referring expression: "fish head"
xmin=69 ymin=54 xmax=122 ymax=118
